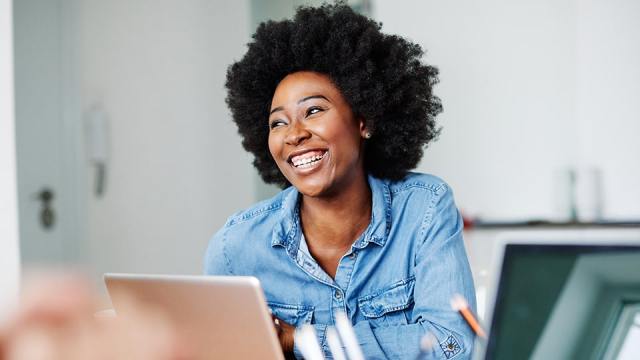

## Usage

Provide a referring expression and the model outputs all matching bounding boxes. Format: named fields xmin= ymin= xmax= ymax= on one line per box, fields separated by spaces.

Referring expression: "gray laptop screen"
xmin=485 ymin=244 xmax=640 ymax=360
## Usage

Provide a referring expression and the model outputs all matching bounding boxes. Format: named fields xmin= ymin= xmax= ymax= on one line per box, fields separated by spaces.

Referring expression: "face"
xmin=268 ymin=71 xmax=368 ymax=197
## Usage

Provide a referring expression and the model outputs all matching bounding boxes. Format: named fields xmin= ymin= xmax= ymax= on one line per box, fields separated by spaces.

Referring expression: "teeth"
xmin=292 ymin=152 xmax=325 ymax=168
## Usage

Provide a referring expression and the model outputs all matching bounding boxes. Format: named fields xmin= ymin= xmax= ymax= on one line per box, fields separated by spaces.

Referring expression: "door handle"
xmin=33 ymin=187 xmax=55 ymax=230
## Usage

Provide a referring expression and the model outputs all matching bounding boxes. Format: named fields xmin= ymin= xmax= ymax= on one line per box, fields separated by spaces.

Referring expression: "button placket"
xmin=332 ymin=287 xmax=347 ymax=321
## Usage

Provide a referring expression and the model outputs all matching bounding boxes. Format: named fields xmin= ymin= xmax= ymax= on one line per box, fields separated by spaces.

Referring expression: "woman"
xmin=205 ymin=4 xmax=476 ymax=359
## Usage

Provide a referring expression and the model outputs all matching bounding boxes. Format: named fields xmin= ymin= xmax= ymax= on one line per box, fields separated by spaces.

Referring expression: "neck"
xmin=299 ymin=172 xmax=372 ymax=249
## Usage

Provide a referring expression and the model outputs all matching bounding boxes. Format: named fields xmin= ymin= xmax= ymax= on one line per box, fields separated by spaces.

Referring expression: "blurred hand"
xmin=0 ymin=273 xmax=190 ymax=360
xmin=272 ymin=315 xmax=295 ymax=358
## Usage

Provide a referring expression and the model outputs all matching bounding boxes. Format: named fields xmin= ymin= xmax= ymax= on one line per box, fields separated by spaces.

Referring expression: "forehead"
xmin=270 ymin=71 xmax=341 ymax=106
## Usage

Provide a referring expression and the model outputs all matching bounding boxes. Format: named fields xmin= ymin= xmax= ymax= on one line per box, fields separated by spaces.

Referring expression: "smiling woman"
xmin=205 ymin=3 xmax=476 ymax=359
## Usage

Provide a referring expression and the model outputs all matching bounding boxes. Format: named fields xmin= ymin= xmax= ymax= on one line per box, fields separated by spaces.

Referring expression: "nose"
xmin=284 ymin=120 xmax=311 ymax=146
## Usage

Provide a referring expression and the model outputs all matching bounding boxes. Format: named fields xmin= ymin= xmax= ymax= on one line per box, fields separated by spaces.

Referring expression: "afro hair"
xmin=225 ymin=2 xmax=442 ymax=188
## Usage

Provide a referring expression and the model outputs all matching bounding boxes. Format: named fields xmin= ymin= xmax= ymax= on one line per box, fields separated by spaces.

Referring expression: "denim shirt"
xmin=204 ymin=173 xmax=476 ymax=359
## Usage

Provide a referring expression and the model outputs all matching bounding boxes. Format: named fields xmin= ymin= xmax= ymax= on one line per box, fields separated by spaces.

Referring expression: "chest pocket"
xmin=267 ymin=302 xmax=314 ymax=327
xmin=357 ymin=276 xmax=415 ymax=327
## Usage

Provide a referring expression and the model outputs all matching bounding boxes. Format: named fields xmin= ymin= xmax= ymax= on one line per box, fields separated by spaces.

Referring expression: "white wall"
xmin=76 ymin=0 xmax=254 ymax=277
xmin=373 ymin=0 xmax=640 ymax=221
xmin=575 ymin=0 xmax=640 ymax=220
xmin=0 ymin=0 xmax=21 ymax=321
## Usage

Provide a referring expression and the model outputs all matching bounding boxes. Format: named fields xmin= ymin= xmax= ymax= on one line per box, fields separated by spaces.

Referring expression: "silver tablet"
xmin=104 ymin=273 xmax=284 ymax=360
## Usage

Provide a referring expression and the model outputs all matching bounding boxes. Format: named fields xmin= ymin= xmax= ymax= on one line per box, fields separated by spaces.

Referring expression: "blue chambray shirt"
xmin=204 ymin=173 xmax=476 ymax=359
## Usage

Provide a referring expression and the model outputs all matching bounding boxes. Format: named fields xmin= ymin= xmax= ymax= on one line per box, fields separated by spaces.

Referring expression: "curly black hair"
xmin=225 ymin=2 xmax=442 ymax=188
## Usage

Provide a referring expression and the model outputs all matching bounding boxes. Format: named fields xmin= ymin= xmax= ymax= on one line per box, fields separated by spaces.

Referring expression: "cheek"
xmin=342 ymin=136 xmax=364 ymax=162
xmin=268 ymin=134 xmax=280 ymax=161
xmin=316 ymin=118 xmax=358 ymax=143
xmin=326 ymin=125 xmax=362 ymax=158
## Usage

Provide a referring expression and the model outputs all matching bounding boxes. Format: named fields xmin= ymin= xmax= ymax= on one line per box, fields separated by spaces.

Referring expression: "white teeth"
xmin=292 ymin=153 xmax=325 ymax=168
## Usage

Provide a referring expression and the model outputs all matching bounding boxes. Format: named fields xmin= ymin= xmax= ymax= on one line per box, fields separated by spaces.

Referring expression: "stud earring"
xmin=364 ymin=132 xmax=372 ymax=139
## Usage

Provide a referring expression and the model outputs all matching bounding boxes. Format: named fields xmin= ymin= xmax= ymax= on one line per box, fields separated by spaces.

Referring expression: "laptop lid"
xmin=104 ymin=273 xmax=284 ymax=360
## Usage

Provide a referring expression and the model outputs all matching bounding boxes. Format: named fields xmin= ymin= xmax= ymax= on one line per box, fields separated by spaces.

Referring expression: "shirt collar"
xmin=270 ymin=187 xmax=301 ymax=257
xmin=356 ymin=174 xmax=392 ymax=248
xmin=271 ymin=175 xmax=392 ymax=252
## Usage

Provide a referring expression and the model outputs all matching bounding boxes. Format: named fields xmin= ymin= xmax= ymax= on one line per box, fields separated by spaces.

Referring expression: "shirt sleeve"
xmin=203 ymin=226 xmax=232 ymax=275
xmin=351 ymin=183 xmax=477 ymax=359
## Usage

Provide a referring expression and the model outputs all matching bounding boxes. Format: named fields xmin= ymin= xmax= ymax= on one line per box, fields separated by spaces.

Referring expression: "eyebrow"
xmin=269 ymin=95 xmax=329 ymax=115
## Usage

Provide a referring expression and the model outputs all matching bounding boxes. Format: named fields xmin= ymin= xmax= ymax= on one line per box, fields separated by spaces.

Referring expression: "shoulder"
xmin=204 ymin=187 xmax=295 ymax=274
xmin=217 ymin=186 xmax=297 ymax=240
xmin=382 ymin=172 xmax=459 ymax=235
xmin=386 ymin=172 xmax=453 ymax=199
xmin=223 ymin=188 xmax=292 ymax=226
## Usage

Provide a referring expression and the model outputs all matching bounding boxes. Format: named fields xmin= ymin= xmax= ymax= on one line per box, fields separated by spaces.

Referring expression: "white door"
xmin=1 ymin=0 xmax=21 ymax=320
xmin=13 ymin=0 xmax=85 ymax=266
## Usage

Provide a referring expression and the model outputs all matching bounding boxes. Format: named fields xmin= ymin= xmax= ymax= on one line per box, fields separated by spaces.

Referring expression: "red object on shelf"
xmin=461 ymin=211 xmax=475 ymax=230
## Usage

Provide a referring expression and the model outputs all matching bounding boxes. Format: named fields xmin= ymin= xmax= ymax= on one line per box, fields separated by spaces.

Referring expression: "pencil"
xmin=451 ymin=294 xmax=487 ymax=339
xmin=294 ymin=324 xmax=324 ymax=360
xmin=326 ymin=327 xmax=347 ymax=360
xmin=335 ymin=312 xmax=365 ymax=360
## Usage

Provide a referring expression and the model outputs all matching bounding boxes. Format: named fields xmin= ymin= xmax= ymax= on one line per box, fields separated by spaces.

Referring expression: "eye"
xmin=269 ymin=119 xmax=287 ymax=129
xmin=306 ymin=106 xmax=323 ymax=117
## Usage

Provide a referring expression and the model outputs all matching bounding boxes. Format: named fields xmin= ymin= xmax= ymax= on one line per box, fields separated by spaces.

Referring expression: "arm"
xmin=353 ymin=184 xmax=476 ymax=359
xmin=203 ymin=226 xmax=232 ymax=276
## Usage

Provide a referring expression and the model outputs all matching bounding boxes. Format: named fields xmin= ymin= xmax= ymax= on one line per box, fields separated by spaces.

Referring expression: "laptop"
xmin=104 ymin=273 xmax=284 ymax=360
xmin=481 ymin=230 xmax=640 ymax=360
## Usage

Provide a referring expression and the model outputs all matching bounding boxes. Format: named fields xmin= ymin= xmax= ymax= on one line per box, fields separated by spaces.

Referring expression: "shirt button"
xmin=348 ymin=252 xmax=357 ymax=260
xmin=335 ymin=290 xmax=343 ymax=299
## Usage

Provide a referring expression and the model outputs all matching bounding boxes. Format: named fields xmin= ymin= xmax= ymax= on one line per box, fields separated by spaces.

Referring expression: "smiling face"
xmin=268 ymin=71 xmax=368 ymax=198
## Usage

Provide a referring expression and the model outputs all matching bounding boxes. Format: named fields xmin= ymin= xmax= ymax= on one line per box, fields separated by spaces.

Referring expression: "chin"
xmin=292 ymin=181 xmax=330 ymax=198
xmin=278 ymin=163 xmax=328 ymax=196
xmin=286 ymin=173 xmax=339 ymax=198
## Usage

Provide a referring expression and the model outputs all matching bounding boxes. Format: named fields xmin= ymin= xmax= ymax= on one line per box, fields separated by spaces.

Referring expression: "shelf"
xmin=469 ymin=220 xmax=640 ymax=229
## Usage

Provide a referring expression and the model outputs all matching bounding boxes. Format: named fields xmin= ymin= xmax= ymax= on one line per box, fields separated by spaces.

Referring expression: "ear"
xmin=358 ymin=117 xmax=371 ymax=139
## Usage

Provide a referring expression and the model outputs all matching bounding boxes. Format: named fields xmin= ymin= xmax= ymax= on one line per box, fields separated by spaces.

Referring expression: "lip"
xmin=286 ymin=148 xmax=329 ymax=175
xmin=286 ymin=148 xmax=328 ymax=163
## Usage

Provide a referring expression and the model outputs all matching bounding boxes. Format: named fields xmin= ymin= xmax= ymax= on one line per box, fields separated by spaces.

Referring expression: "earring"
xmin=364 ymin=132 xmax=372 ymax=139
